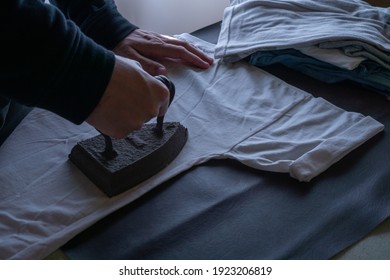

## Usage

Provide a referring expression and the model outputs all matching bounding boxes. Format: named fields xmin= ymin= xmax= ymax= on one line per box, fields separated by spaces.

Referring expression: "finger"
xmin=137 ymin=33 xmax=213 ymax=68
xmin=116 ymin=47 xmax=168 ymax=76
xmin=153 ymin=80 xmax=170 ymax=118
xmin=138 ymin=56 xmax=168 ymax=76
xmin=160 ymin=35 xmax=214 ymax=65
xmin=160 ymin=43 xmax=212 ymax=69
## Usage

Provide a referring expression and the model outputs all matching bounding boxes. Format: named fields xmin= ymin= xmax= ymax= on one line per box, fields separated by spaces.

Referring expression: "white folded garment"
xmin=0 ymin=34 xmax=384 ymax=259
xmin=296 ymin=46 xmax=366 ymax=70
xmin=216 ymin=0 xmax=390 ymax=63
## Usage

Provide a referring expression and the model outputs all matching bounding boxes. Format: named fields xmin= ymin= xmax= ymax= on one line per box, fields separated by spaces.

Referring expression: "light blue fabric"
xmin=247 ymin=49 xmax=390 ymax=98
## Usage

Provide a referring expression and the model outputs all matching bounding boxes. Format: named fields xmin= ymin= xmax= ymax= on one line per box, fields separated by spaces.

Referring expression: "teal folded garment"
xmin=248 ymin=49 xmax=390 ymax=99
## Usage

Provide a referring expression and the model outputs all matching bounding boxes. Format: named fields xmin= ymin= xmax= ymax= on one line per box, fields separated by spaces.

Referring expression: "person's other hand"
xmin=86 ymin=55 xmax=170 ymax=138
xmin=113 ymin=29 xmax=213 ymax=75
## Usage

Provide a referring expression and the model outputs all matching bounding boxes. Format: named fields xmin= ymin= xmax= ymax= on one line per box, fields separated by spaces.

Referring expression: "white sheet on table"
xmin=0 ymin=34 xmax=384 ymax=259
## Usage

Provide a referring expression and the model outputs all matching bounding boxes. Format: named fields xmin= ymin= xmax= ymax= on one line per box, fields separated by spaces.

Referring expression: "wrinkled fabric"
xmin=320 ymin=40 xmax=390 ymax=71
xmin=0 ymin=34 xmax=383 ymax=259
xmin=216 ymin=0 xmax=390 ymax=62
xmin=296 ymin=45 xmax=366 ymax=71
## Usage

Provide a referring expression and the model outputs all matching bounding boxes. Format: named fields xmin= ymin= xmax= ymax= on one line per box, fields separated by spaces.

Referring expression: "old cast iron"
xmin=69 ymin=76 xmax=188 ymax=197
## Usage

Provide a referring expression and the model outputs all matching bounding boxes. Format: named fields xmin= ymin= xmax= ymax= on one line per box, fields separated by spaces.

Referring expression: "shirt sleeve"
xmin=0 ymin=0 xmax=121 ymax=124
xmin=50 ymin=0 xmax=138 ymax=49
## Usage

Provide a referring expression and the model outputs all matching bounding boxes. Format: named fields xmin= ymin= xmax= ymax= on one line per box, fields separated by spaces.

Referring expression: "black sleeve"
xmin=0 ymin=0 xmax=120 ymax=124
xmin=50 ymin=0 xmax=138 ymax=49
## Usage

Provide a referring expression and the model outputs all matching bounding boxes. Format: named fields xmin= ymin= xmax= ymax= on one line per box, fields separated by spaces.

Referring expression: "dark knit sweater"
xmin=0 ymin=0 xmax=137 ymax=126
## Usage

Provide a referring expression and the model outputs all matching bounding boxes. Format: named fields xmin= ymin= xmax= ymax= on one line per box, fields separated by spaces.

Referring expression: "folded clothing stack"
xmin=215 ymin=0 xmax=390 ymax=98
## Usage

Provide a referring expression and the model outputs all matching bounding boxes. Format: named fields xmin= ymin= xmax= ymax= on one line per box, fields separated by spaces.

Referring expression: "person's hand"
xmin=86 ymin=55 xmax=170 ymax=138
xmin=113 ymin=29 xmax=213 ymax=75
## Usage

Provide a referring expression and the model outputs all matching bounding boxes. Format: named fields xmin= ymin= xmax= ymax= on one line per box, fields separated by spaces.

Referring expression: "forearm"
xmin=49 ymin=0 xmax=138 ymax=49
xmin=1 ymin=0 xmax=114 ymax=124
